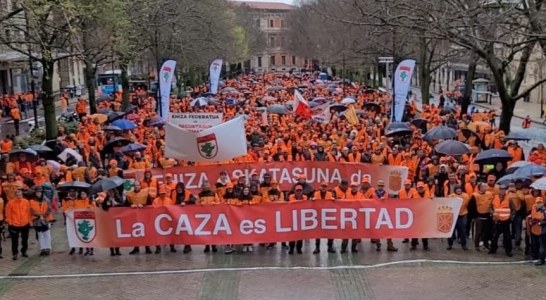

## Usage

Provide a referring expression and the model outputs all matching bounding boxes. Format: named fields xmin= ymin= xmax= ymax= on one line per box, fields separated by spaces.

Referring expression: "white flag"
xmin=311 ymin=102 xmax=331 ymax=124
xmin=165 ymin=116 xmax=247 ymax=162
xmin=209 ymin=59 xmax=223 ymax=94
xmin=391 ymin=59 xmax=415 ymax=122
xmin=159 ymin=60 xmax=176 ymax=120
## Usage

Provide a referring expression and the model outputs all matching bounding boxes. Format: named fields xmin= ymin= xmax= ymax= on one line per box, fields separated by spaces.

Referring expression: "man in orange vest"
xmin=371 ymin=180 xmax=398 ymax=252
xmin=528 ymin=197 xmax=545 ymax=265
xmin=288 ymin=184 xmax=307 ymax=254
xmin=340 ymin=181 xmax=362 ymax=253
xmin=311 ymin=181 xmax=335 ymax=254
xmin=489 ymin=184 xmax=513 ymax=257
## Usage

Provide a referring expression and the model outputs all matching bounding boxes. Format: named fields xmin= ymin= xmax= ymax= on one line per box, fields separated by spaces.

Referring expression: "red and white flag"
xmin=293 ymin=90 xmax=312 ymax=119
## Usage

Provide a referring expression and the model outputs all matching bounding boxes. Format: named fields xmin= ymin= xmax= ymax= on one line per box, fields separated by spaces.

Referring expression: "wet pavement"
xmin=0 ymin=222 xmax=545 ymax=300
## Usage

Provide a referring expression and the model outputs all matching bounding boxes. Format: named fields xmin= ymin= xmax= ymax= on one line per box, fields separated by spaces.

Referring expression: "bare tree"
xmin=0 ymin=0 xmax=83 ymax=139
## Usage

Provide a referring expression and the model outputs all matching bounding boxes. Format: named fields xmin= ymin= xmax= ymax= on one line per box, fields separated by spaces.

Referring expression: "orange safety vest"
xmin=492 ymin=195 xmax=511 ymax=221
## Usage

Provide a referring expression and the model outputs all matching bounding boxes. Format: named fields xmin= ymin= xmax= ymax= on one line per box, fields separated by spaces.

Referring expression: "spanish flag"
xmin=345 ymin=104 xmax=359 ymax=125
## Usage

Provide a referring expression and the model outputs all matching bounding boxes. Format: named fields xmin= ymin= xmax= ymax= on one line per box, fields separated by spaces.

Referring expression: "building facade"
xmin=236 ymin=1 xmax=308 ymax=73
xmin=0 ymin=0 xmax=84 ymax=96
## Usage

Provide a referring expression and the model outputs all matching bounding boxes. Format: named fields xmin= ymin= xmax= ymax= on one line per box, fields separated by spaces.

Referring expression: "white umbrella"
xmin=341 ymin=97 xmax=356 ymax=105
xmin=46 ymin=160 xmax=61 ymax=173
xmin=530 ymin=177 xmax=546 ymax=190
xmin=191 ymin=97 xmax=209 ymax=107
xmin=508 ymin=161 xmax=534 ymax=169
xmin=58 ymin=148 xmax=83 ymax=163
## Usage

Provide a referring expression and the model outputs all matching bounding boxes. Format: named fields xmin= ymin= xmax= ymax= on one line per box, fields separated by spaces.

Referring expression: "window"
xmin=270 ymin=56 xmax=276 ymax=66
xmin=256 ymin=19 xmax=260 ymax=28
xmin=281 ymin=56 xmax=286 ymax=65
xmin=257 ymin=56 xmax=262 ymax=67
xmin=269 ymin=19 xmax=274 ymax=27
xmin=280 ymin=37 xmax=285 ymax=48
xmin=292 ymin=56 xmax=296 ymax=65
xmin=304 ymin=59 xmax=308 ymax=66
xmin=269 ymin=36 xmax=275 ymax=47
xmin=280 ymin=20 xmax=285 ymax=28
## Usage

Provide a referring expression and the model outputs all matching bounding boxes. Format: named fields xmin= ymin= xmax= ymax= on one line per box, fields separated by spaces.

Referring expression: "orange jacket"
xmin=312 ymin=190 xmax=334 ymax=200
xmin=398 ymin=188 xmax=418 ymax=199
xmin=30 ymin=200 xmax=53 ymax=222
xmin=6 ymin=198 xmax=31 ymax=227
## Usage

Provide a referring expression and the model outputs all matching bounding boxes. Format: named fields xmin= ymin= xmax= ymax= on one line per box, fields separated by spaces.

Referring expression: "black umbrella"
xmin=363 ymin=102 xmax=381 ymax=112
xmin=102 ymin=137 xmax=131 ymax=154
xmin=9 ymin=148 xmax=37 ymax=156
xmin=89 ymin=176 xmax=125 ymax=194
xmin=107 ymin=111 xmax=126 ymax=123
xmin=435 ymin=140 xmax=469 ymax=156
xmin=329 ymin=104 xmax=347 ymax=112
xmin=505 ymin=131 xmax=530 ymax=141
xmin=424 ymin=126 xmax=457 ymax=141
xmin=121 ymin=143 xmax=147 ymax=153
xmin=475 ymin=149 xmax=512 ymax=165
xmin=57 ymin=181 xmax=91 ymax=191
xmin=385 ymin=128 xmax=413 ymax=137
xmin=411 ymin=118 xmax=428 ymax=127
xmin=386 ymin=121 xmax=410 ymax=132
xmin=29 ymin=144 xmax=53 ymax=153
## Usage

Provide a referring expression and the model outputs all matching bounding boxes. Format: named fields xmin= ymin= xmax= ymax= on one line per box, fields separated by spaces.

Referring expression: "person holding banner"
xmin=341 ymin=182 xmax=363 ymax=253
xmin=74 ymin=191 xmax=96 ymax=256
xmin=127 ymin=182 xmax=153 ymax=255
xmin=100 ymin=188 xmax=125 ymax=256
xmin=197 ymin=182 xmax=219 ymax=253
xmin=447 ymin=185 xmax=470 ymax=251
xmin=288 ymin=185 xmax=308 ymax=254
xmin=153 ymin=187 xmax=176 ymax=253
xmin=372 ymin=180 xmax=398 ymax=252
xmin=312 ymin=182 xmax=336 ymax=254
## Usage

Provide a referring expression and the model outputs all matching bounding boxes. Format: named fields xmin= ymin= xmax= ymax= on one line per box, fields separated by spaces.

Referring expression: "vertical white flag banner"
xmin=209 ymin=59 xmax=223 ymax=94
xmin=159 ymin=60 xmax=176 ymax=120
xmin=392 ymin=59 xmax=416 ymax=122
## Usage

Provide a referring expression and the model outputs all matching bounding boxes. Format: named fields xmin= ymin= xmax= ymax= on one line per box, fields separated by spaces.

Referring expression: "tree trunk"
xmin=120 ymin=62 xmax=130 ymax=110
xmin=418 ymin=36 xmax=431 ymax=105
xmin=499 ymin=99 xmax=515 ymax=134
xmin=460 ymin=57 xmax=477 ymax=117
xmin=42 ymin=59 xmax=57 ymax=140
xmin=84 ymin=59 xmax=97 ymax=114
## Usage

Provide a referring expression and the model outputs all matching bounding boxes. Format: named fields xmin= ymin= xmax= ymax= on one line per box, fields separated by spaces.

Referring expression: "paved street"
xmin=0 ymin=219 xmax=544 ymax=300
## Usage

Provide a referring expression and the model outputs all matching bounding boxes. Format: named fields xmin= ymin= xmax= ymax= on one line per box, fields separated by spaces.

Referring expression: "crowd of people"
xmin=0 ymin=72 xmax=545 ymax=266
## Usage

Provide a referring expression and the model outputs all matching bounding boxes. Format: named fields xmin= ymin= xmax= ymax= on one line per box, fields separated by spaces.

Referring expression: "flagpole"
xmin=342 ymin=53 xmax=346 ymax=97
xmin=391 ymin=28 xmax=396 ymax=122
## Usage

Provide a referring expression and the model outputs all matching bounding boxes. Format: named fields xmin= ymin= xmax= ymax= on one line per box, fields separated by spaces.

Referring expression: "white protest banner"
xmin=169 ymin=113 xmax=223 ymax=132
